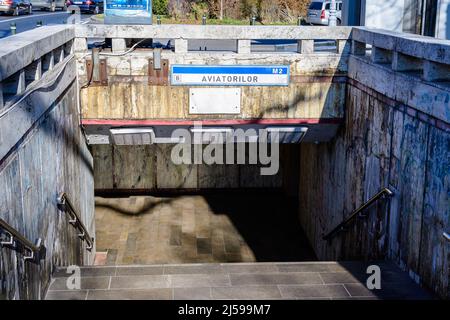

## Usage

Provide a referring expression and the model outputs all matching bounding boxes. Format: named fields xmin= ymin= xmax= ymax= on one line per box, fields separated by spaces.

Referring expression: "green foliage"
xmin=190 ymin=1 xmax=209 ymax=20
xmin=153 ymin=0 xmax=169 ymax=15
xmin=165 ymin=0 xmax=310 ymax=23
xmin=240 ymin=0 xmax=262 ymax=19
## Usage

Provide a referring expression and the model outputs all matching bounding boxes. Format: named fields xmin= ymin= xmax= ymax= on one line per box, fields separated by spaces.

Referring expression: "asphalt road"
xmin=0 ymin=11 xmax=92 ymax=38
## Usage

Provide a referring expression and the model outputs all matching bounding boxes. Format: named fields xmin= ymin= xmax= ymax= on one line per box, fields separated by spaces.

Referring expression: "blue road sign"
xmin=171 ymin=65 xmax=290 ymax=86
xmin=105 ymin=0 xmax=152 ymax=24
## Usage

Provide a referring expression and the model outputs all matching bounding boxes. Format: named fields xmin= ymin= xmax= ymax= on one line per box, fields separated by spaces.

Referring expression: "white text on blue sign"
xmin=171 ymin=65 xmax=290 ymax=86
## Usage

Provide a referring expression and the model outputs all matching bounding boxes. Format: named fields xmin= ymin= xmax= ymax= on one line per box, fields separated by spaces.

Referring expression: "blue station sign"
xmin=171 ymin=65 xmax=290 ymax=86
xmin=105 ymin=0 xmax=152 ymax=24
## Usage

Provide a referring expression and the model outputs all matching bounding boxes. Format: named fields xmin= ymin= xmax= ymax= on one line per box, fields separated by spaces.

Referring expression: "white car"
xmin=306 ymin=0 xmax=342 ymax=26
xmin=32 ymin=0 xmax=67 ymax=11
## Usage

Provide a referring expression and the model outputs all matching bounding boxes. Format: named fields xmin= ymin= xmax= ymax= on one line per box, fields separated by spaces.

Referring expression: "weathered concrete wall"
xmin=75 ymin=25 xmax=352 ymax=143
xmin=298 ymin=82 xmax=449 ymax=298
xmin=79 ymin=53 xmax=346 ymax=122
xmin=92 ymin=144 xmax=301 ymax=192
xmin=0 ymin=82 xmax=95 ymax=300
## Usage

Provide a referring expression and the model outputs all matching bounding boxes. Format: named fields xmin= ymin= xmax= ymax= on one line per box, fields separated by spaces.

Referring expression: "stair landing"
xmin=45 ymin=261 xmax=433 ymax=300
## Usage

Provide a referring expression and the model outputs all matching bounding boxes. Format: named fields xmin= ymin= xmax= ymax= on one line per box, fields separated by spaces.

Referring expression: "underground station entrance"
xmin=2 ymin=24 xmax=447 ymax=301
xmin=48 ymin=125 xmax=431 ymax=300
xmin=92 ymin=128 xmax=316 ymax=265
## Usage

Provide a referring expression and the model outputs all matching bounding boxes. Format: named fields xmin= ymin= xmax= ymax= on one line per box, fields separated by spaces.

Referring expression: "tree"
xmin=168 ymin=0 xmax=190 ymax=18
xmin=153 ymin=0 xmax=169 ymax=15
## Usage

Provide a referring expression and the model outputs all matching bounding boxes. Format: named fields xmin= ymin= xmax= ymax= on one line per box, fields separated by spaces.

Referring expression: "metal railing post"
xmin=10 ymin=23 xmax=16 ymax=35
xmin=57 ymin=193 xmax=94 ymax=251
xmin=0 ymin=218 xmax=46 ymax=263
xmin=323 ymin=188 xmax=394 ymax=241
xmin=444 ymin=232 xmax=450 ymax=242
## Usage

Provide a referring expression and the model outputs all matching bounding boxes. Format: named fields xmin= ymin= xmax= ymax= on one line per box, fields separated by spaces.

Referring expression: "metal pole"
xmin=202 ymin=15 xmax=206 ymax=25
xmin=329 ymin=0 xmax=337 ymax=26
xmin=220 ymin=0 xmax=223 ymax=20
xmin=420 ymin=0 xmax=427 ymax=35
xmin=10 ymin=23 xmax=16 ymax=35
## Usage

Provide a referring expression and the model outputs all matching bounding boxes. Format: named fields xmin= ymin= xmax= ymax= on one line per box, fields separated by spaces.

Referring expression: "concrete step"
xmin=45 ymin=261 xmax=433 ymax=300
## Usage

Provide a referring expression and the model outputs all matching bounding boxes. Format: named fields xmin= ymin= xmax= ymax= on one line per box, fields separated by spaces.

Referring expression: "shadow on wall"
xmin=0 ymin=64 xmax=93 ymax=300
xmin=32 ymin=77 xmax=94 ymax=177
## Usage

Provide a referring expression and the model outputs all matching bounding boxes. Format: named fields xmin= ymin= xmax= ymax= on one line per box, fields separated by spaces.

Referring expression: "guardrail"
xmin=73 ymin=25 xmax=353 ymax=54
xmin=1 ymin=24 xmax=449 ymax=111
xmin=351 ymin=27 xmax=450 ymax=82
xmin=0 ymin=25 xmax=75 ymax=110
xmin=323 ymin=188 xmax=394 ymax=241
xmin=0 ymin=218 xmax=46 ymax=263
xmin=57 ymin=193 xmax=94 ymax=251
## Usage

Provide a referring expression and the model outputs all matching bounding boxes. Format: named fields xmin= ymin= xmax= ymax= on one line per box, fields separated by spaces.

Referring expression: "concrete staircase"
xmin=45 ymin=261 xmax=433 ymax=300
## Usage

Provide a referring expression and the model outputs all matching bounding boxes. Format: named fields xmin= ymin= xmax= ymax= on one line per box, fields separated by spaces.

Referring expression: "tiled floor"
xmin=45 ymin=261 xmax=433 ymax=300
xmin=94 ymin=193 xmax=317 ymax=265
xmin=48 ymin=194 xmax=433 ymax=300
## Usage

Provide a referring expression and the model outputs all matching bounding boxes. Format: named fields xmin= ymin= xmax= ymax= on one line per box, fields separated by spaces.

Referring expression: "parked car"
xmin=0 ymin=0 xmax=32 ymax=15
xmin=66 ymin=0 xmax=103 ymax=14
xmin=32 ymin=0 xmax=67 ymax=11
xmin=306 ymin=0 xmax=343 ymax=26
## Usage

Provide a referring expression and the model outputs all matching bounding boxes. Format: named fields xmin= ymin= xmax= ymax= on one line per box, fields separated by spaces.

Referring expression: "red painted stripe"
xmin=82 ymin=118 xmax=342 ymax=126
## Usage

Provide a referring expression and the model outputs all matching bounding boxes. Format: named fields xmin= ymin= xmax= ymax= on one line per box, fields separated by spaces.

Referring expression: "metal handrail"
xmin=0 ymin=218 xmax=45 ymax=262
xmin=323 ymin=188 xmax=394 ymax=241
xmin=57 ymin=193 xmax=94 ymax=251
xmin=444 ymin=232 xmax=450 ymax=242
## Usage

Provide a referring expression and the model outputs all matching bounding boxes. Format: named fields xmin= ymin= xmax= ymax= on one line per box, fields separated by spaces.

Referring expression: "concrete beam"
xmin=0 ymin=57 xmax=77 ymax=161
xmin=112 ymin=38 xmax=126 ymax=53
xmin=25 ymin=58 xmax=42 ymax=84
xmin=2 ymin=69 xmax=25 ymax=95
xmin=351 ymin=40 xmax=366 ymax=55
xmin=371 ymin=46 xmax=392 ymax=64
xmin=74 ymin=38 xmax=87 ymax=53
xmin=352 ymin=27 xmax=450 ymax=65
xmin=0 ymin=25 xmax=74 ymax=81
xmin=75 ymin=52 xmax=349 ymax=84
xmin=337 ymin=40 xmax=351 ymax=54
xmin=422 ymin=60 xmax=450 ymax=82
xmin=17 ymin=70 xmax=26 ymax=94
xmin=174 ymin=39 xmax=188 ymax=53
xmin=58 ymin=46 xmax=65 ymax=62
xmin=42 ymin=51 xmax=54 ymax=72
xmin=53 ymin=46 xmax=64 ymax=64
xmin=237 ymin=40 xmax=251 ymax=54
xmin=391 ymin=52 xmax=422 ymax=72
xmin=75 ymin=25 xmax=353 ymax=41
xmin=348 ymin=55 xmax=450 ymax=124
xmin=64 ymin=40 xmax=74 ymax=55
xmin=298 ymin=40 xmax=314 ymax=54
